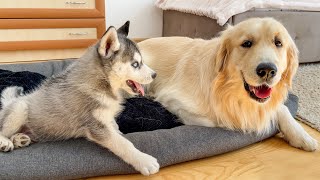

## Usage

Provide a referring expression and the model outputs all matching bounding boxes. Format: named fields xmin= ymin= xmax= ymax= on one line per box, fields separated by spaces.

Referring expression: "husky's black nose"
xmin=256 ymin=63 xmax=277 ymax=79
xmin=152 ymin=73 xmax=157 ymax=79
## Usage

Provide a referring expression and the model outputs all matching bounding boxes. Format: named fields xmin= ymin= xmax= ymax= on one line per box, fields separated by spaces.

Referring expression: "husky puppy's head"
xmin=97 ymin=21 xmax=156 ymax=96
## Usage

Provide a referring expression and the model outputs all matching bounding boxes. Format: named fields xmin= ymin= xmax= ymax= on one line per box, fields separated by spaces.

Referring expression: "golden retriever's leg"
xmin=277 ymin=104 xmax=318 ymax=151
xmin=178 ymin=110 xmax=216 ymax=127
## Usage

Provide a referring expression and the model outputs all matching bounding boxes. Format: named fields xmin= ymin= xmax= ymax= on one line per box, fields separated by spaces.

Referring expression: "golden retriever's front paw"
xmin=287 ymin=132 xmax=318 ymax=152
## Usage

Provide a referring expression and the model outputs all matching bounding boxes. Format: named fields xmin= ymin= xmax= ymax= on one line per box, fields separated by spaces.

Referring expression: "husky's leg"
xmin=88 ymin=108 xmax=159 ymax=175
xmin=87 ymin=126 xmax=159 ymax=176
xmin=0 ymin=101 xmax=28 ymax=152
xmin=0 ymin=135 xmax=13 ymax=152
xmin=112 ymin=120 xmax=122 ymax=134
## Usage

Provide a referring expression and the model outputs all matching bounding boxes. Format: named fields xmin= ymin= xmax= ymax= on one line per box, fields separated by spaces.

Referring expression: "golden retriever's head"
xmin=216 ymin=17 xmax=298 ymax=104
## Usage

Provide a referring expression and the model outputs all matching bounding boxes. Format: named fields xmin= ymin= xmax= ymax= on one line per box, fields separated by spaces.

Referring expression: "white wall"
xmin=105 ymin=0 xmax=163 ymax=38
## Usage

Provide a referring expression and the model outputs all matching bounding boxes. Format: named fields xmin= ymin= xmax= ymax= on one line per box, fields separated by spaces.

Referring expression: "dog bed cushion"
xmin=0 ymin=61 xmax=299 ymax=179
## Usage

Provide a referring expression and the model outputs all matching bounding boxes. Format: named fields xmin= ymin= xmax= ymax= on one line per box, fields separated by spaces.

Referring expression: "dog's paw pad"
xmin=0 ymin=136 xmax=14 ymax=152
xmin=133 ymin=153 xmax=159 ymax=176
xmin=10 ymin=133 xmax=31 ymax=149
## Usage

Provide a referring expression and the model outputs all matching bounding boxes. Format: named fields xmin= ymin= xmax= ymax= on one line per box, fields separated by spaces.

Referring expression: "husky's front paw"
xmin=10 ymin=133 xmax=31 ymax=149
xmin=0 ymin=136 xmax=14 ymax=152
xmin=133 ymin=153 xmax=160 ymax=176
xmin=286 ymin=131 xmax=318 ymax=152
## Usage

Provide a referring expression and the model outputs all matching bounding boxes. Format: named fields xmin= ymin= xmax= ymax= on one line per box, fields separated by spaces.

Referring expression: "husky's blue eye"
xmin=131 ymin=62 xmax=139 ymax=68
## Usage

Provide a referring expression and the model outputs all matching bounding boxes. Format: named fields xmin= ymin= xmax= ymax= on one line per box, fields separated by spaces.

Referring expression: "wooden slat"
xmin=0 ymin=28 xmax=97 ymax=42
xmin=0 ymin=19 xmax=106 ymax=38
xmin=0 ymin=0 xmax=95 ymax=9
xmin=0 ymin=19 xmax=105 ymax=50
xmin=0 ymin=0 xmax=104 ymax=18
xmin=0 ymin=49 xmax=85 ymax=64
xmin=0 ymin=39 xmax=97 ymax=51
xmin=132 ymin=38 xmax=148 ymax=43
xmin=0 ymin=18 xmax=104 ymax=29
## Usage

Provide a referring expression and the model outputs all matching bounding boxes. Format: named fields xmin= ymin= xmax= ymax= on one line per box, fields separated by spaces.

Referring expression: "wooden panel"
xmin=0 ymin=19 xmax=105 ymax=51
xmin=0 ymin=48 xmax=86 ymax=64
xmin=0 ymin=19 xmax=105 ymax=37
xmin=0 ymin=28 xmax=97 ymax=42
xmin=0 ymin=39 xmax=97 ymax=51
xmin=0 ymin=0 xmax=104 ymax=18
xmin=132 ymin=38 xmax=148 ymax=43
xmin=0 ymin=0 xmax=95 ymax=9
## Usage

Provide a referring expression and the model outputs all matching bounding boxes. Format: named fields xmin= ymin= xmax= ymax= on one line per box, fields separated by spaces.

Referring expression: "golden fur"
xmin=139 ymin=18 xmax=318 ymax=151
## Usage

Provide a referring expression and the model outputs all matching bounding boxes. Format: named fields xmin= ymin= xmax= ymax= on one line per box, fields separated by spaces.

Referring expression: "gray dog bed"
xmin=0 ymin=60 xmax=299 ymax=179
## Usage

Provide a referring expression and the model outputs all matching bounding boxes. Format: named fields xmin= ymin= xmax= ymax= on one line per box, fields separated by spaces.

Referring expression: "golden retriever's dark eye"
xmin=241 ymin=40 xmax=252 ymax=48
xmin=275 ymin=40 xmax=282 ymax=48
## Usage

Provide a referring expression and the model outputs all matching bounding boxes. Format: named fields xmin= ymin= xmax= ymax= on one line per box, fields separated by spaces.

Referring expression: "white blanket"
xmin=155 ymin=0 xmax=320 ymax=25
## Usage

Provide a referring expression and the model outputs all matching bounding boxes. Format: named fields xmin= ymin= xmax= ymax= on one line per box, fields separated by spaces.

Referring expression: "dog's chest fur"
xmin=92 ymin=92 xmax=123 ymax=125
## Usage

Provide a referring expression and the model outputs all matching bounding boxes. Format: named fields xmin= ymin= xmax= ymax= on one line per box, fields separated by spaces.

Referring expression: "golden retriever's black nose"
xmin=152 ymin=72 xmax=157 ymax=79
xmin=256 ymin=63 xmax=277 ymax=79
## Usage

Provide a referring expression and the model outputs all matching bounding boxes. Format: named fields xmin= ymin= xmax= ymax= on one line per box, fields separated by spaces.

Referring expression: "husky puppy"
xmin=0 ymin=22 xmax=159 ymax=175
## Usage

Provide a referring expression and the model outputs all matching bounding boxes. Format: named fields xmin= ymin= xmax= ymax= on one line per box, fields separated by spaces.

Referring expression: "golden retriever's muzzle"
xmin=242 ymin=63 xmax=278 ymax=103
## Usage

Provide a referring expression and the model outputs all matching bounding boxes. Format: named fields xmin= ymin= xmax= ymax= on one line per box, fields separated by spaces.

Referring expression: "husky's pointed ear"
xmin=98 ymin=26 xmax=120 ymax=59
xmin=117 ymin=21 xmax=130 ymax=37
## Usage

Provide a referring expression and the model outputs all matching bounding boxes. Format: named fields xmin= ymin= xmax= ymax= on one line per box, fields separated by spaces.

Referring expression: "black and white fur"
xmin=0 ymin=22 xmax=159 ymax=176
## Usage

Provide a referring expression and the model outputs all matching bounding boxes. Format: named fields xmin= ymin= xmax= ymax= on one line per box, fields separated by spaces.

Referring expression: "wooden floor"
xmin=87 ymin=123 xmax=320 ymax=180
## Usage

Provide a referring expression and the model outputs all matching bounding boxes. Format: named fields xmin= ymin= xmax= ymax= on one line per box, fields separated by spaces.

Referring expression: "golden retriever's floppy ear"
xmin=215 ymin=25 xmax=233 ymax=73
xmin=283 ymin=36 xmax=299 ymax=89
xmin=215 ymin=37 xmax=230 ymax=73
xmin=98 ymin=26 xmax=120 ymax=59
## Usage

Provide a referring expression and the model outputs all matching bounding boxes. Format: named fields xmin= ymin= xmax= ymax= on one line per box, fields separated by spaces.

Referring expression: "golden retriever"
xmin=138 ymin=17 xmax=318 ymax=151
